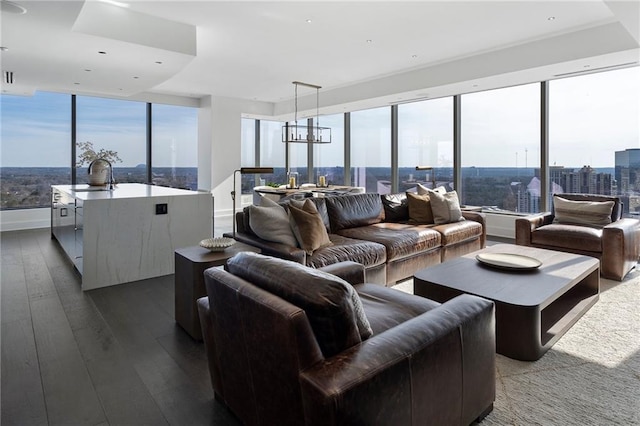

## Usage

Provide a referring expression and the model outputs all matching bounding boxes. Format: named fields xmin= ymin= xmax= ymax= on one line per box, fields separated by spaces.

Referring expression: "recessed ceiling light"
xmin=155 ymin=61 xmax=163 ymax=65
xmin=98 ymin=51 xmax=107 ymax=55
xmin=366 ymin=39 xmax=372 ymax=43
xmin=411 ymin=55 xmax=418 ymax=58
xmin=84 ymin=69 xmax=91 ymax=72
xmin=547 ymin=16 xmax=556 ymax=21
xmin=0 ymin=47 xmax=8 ymax=52
xmin=584 ymin=65 xmax=591 ymax=68
xmin=306 ymin=19 xmax=312 ymax=23
xmin=74 ymin=82 xmax=80 ymax=85
xmin=133 ymin=76 xmax=139 ymax=79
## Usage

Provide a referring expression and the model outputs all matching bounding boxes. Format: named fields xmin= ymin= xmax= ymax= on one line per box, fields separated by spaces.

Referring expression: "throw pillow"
xmin=258 ymin=195 xmax=282 ymax=208
xmin=553 ymin=195 xmax=615 ymax=228
xmin=406 ymin=191 xmax=435 ymax=224
xmin=248 ymin=203 xmax=298 ymax=247
xmin=227 ymin=252 xmax=373 ymax=358
xmin=288 ymin=199 xmax=333 ymax=255
xmin=416 ymin=183 xmax=447 ymax=195
xmin=381 ymin=193 xmax=409 ymax=222
xmin=428 ymin=190 xmax=465 ymax=224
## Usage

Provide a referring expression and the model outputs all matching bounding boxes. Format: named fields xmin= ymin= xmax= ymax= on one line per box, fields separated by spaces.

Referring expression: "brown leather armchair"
xmin=515 ymin=193 xmax=640 ymax=280
xmin=197 ymin=252 xmax=496 ymax=426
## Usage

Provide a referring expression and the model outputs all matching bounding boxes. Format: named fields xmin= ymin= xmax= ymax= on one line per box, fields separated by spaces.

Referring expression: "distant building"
xmin=548 ymin=165 xmax=613 ymax=196
xmin=615 ymin=148 xmax=640 ymax=215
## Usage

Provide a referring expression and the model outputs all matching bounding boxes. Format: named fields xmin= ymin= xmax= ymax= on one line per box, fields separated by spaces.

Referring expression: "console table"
xmin=174 ymin=242 xmax=261 ymax=340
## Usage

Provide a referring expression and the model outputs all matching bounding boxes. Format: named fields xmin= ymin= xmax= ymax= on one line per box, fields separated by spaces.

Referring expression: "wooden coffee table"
xmin=414 ymin=244 xmax=600 ymax=361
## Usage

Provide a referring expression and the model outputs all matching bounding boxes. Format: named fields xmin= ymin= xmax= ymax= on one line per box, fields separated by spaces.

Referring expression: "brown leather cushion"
xmin=306 ymin=234 xmax=387 ymax=269
xmin=531 ymin=224 xmax=603 ymax=252
xmin=406 ymin=192 xmax=434 ymax=224
xmin=288 ymin=199 xmax=333 ymax=255
xmin=381 ymin=193 xmax=409 ymax=222
xmin=432 ymin=220 xmax=483 ymax=246
xmin=226 ymin=252 xmax=372 ymax=358
xmin=354 ymin=283 xmax=440 ymax=334
xmin=337 ymin=223 xmax=441 ymax=261
xmin=326 ymin=193 xmax=384 ymax=232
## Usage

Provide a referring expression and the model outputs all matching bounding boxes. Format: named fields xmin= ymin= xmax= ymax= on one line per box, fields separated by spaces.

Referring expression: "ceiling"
xmin=1 ymin=0 xmax=639 ymax=119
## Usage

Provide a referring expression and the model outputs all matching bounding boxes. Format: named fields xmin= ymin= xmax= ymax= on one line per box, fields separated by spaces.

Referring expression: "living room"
xmin=1 ymin=1 xmax=639 ymax=425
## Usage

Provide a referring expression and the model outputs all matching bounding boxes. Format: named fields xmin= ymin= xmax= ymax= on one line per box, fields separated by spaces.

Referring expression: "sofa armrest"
xmin=223 ymin=231 xmax=306 ymax=264
xmin=299 ymin=294 xmax=495 ymax=426
xmin=318 ymin=261 xmax=365 ymax=286
xmin=602 ymin=218 xmax=640 ymax=280
xmin=515 ymin=213 xmax=553 ymax=246
xmin=462 ymin=211 xmax=487 ymax=247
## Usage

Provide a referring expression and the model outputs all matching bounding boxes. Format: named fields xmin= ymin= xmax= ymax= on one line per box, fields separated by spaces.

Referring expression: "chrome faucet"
xmin=88 ymin=158 xmax=115 ymax=190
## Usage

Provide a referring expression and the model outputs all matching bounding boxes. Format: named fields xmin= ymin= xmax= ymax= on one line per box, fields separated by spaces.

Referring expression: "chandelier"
xmin=282 ymin=81 xmax=331 ymax=144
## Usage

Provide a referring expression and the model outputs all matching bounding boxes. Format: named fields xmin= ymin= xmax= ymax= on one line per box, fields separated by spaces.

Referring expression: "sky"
xmin=1 ymin=66 xmax=638 ymax=169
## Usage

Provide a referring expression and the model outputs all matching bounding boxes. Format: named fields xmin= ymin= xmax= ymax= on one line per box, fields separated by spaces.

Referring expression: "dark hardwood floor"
xmin=1 ymin=228 xmax=240 ymax=426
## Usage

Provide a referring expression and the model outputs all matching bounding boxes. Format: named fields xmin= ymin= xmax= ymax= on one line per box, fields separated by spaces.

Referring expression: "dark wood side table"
xmin=174 ymin=242 xmax=261 ymax=340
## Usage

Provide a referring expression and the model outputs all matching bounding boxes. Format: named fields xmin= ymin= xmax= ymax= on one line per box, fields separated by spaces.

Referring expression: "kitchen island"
xmin=51 ymin=183 xmax=212 ymax=290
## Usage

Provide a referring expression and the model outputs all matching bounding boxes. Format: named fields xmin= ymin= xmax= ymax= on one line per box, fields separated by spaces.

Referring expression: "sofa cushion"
xmin=226 ymin=252 xmax=372 ymax=358
xmin=381 ymin=193 xmax=409 ymax=222
xmin=532 ymin=224 xmax=603 ymax=252
xmin=337 ymin=223 xmax=441 ymax=261
xmin=248 ymin=203 xmax=298 ymax=247
xmin=326 ymin=193 xmax=384 ymax=232
xmin=553 ymin=195 xmax=615 ymax=228
xmin=306 ymin=234 xmax=387 ymax=270
xmin=428 ymin=190 xmax=465 ymax=224
xmin=432 ymin=220 xmax=483 ymax=246
xmin=406 ymin=192 xmax=435 ymax=224
xmin=288 ymin=199 xmax=333 ymax=255
xmin=354 ymin=283 xmax=441 ymax=334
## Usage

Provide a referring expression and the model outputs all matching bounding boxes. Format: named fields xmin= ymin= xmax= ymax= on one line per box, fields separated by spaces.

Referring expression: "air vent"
xmin=3 ymin=71 xmax=14 ymax=84
xmin=553 ymin=62 xmax=638 ymax=78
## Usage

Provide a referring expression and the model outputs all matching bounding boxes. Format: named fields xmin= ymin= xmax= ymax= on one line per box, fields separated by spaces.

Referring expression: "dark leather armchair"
xmin=515 ymin=193 xmax=640 ymax=280
xmin=197 ymin=252 xmax=496 ymax=426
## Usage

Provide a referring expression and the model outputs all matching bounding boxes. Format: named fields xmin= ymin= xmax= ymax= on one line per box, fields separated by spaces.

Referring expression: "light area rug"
xmin=392 ymin=265 xmax=640 ymax=425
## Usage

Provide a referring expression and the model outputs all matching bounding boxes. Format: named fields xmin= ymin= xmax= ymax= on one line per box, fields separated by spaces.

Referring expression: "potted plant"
xmin=76 ymin=141 xmax=122 ymax=185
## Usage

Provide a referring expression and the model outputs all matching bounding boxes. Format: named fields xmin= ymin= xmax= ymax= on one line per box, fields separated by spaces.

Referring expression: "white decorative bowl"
xmin=199 ymin=237 xmax=236 ymax=252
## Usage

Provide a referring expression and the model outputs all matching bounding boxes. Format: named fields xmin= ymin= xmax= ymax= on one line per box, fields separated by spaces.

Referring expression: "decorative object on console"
xmin=287 ymin=170 xmax=299 ymax=189
xmin=318 ymin=175 xmax=327 ymax=187
xmin=199 ymin=237 xmax=236 ymax=252
xmin=282 ymin=81 xmax=331 ymax=144
xmin=232 ymin=167 xmax=274 ymax=238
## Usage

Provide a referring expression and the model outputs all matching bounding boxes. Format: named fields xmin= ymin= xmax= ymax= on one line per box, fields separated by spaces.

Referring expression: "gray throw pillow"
xmin=428 ymin=190 xmax=465 ymax=224
xmin=248 ymin=203 xmax=298 ymax=247
xmin=553 ymin=195 xmax=614 ymax=228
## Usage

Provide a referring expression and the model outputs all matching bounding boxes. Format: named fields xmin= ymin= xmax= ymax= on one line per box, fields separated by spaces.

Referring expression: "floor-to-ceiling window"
xmin=76 ymin=96 xmax=147 ymax=184
xmin=0 ymin=92 xmax=71 ymax=209
xmin=398 ymin=97 xmax=453 ymax=192
xmin=461 ymin=83 xmax=541 ymax=213
xmin=351 ymin=107 xmax=392 ymax=193
xmin=549 ymin=66 xmax=640 ymax=215
xmin=259 ymin=120 xmax=287 ymax=188
xmin=313 ymin=114 xmax=344 ymax=186
xmin=151 ymin=104 xmax=198 ymax=189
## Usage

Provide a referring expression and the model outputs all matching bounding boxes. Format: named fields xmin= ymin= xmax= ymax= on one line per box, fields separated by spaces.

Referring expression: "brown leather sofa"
xmin=197 ymin=252 xmax=496 ymax=426
xmin=515 ymin=193 xmax=640 ymax=280
xmin=227 ymin=192 xmax=486 ymax=285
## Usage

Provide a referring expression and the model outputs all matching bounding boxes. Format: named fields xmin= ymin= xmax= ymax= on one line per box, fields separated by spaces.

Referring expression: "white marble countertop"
xmin=52 ymin=183 xmax=205 ymax=201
